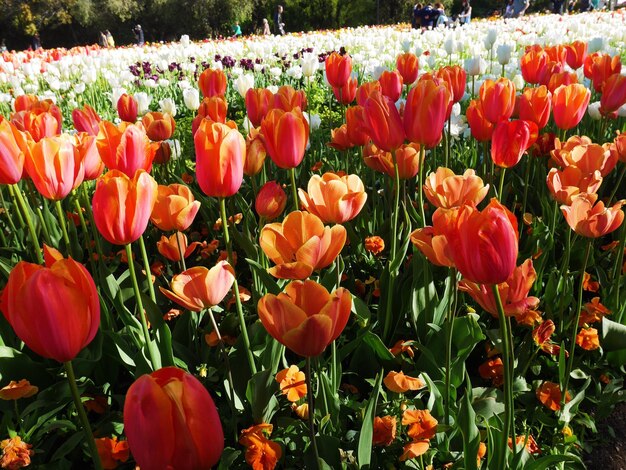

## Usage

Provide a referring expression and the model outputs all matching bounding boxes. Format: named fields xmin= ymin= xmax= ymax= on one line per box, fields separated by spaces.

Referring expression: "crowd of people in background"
xmin=411 ymin=0 xmax=471 ymax=29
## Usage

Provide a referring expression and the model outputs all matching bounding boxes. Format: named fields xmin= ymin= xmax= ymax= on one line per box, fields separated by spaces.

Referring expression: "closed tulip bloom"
xmin=443 ymin=199 xmax=519 ymax=285
xmin=72 ymin=104 xmax=101 ymax=136
xmin=25 ymin=135 xmax=85 ymax=200
xmin=423 ymin=167 xmax=489 ymax=209
xmin=379 ymin=70 xmax=404 ymax=103
xmin=261 ymin=107 xmax=309 ymax=169
xmin=332 ymin=77 xmax=358 ymax=105
xmin=245 ymin=88 xmax=274 ymax=127
xmin=345 ymin=105 xmax=370 ymax=146
xmin=590 ymin=54 xmax=622 ymax=93
xmin=117 ymin=94 xmax=138 ymax=123
xmin=160 ymin=262 xmax=235 ymax=311
xmin=547 ymin=71 xmax=578 ymax=94
xmin=491 ymin=120 xmax=538 ymax=169
xmin=74 ymin=132 xmax=104 ymax=181
xmin=96 ymin=121 xmax=158 ymax=176
xmin=273 ymin=85 xmax=308 ymax=112
xmin=92 ymin=169 xmax=158 ymax=245
xmin=141 ymin=112 xmax=176 ymax=141
xmin=0 ymin=255 xmax=100 ymax=362
xmin=260 ymin=211 xmax=346 ymax=279
xmin=356 ymin=80 xmax=382 ymax=106
xmin=151 ymin=183 xmax=200 ymax=232
xmin=244 ymin=127 xmax=267 ymax=176
xmin=561 ymin=193 xmax=624 ymax=238
xmin=198 ymin=68 xmax=228 ymax=98
xmin=552 ymin=84 xmax=590 ymax=131
xmin=393 ymin=143 xmax=422 ymax=179
xmin=256 ymin=181 xmax=288 ymax=220
xmin=12 ymin=111 xmax=59 ymax=142
xmin=325 ymin=52 xmax=352 ymax=89
xmin=547 ymin=167 xmax=602 ymax=205
xmin=195 ymin=120 xmax=245 ymax=198
xmin=124 ymin=367 xmax=224 ymax=469
xmin=466 ymin=99 xmax=495 ymax=142
xmin=0 ymin=119 xmax=31 ymax=185
xmin=436 ymin=65 xmax=467 ymax=103
xmin=519 ymin=86 xmax=552 ymax=129
xmin=479 ymin=78 xmax=516 ymax=124
xmin=198 ymin=96 xmax=228 ymax=123
xmin=157 ymin=233 xmax=201 ymax=262
xmin=565 ymin=41 xmax=587 ymax=70
xmin=363 ymin=90 xmax=405 ymax=152
xmin=404 ymin=78 xmax=451 ymax=148
xmin=600 ymin=73 xmax=626 ymax=118
xmin=298 ymin=172 xmax=367 ymax=224
xmin=520 ymin=48 xmax=550 ymax=85
xmin=257 ymin=279 xmax=352 ymax=357
xmin=396 ymin=52 xmax=419 ymax=86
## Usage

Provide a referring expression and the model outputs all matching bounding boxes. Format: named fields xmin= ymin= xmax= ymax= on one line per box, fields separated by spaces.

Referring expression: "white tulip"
xmin=587 ymin=37 xmax=605 ymax=53
xmin=464 ymin=57 xmax=486 ymax=76
xmin=301 ymin=53 xmax=319 ymax=77
xmin=485 ymin=29 xmax=498 ymax=49
xmin=159 ymin=98 xmax=177 ymax=117
xmin=111 ymin=87 xmax=127 ymax=107
xmin=496 ymin=44 xmax=513 ymax=65
xmin=134 ymin=92 xmax=151 ymax=115
xmin=183 ymin=88 xmax=200 ymax=111
xmin=587 ymin=101 xmax=601 ymax=120
xmin=234 ymin=73 xmax=255 ymax=98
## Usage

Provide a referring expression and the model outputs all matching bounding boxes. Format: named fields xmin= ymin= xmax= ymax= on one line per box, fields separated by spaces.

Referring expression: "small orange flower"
xmin=83 ymin=394 xmax=108 ymax=414
xmin=509 ymin=435 xmax=540 ymax=454
xmin=95 ymin=437 xmax=130 ymax=470
xmin=0 ymin=380 xmax=38 ymax=400
xmin=536 ymin=381 xmax=571 ymax=411
xmin=291 ymin=402 xmax=309 ymax=420
xmin=384 ymin=371 xmax=425 ymax=393
xmin=239 ymin=424 xmax=282 ymax=470
xmin=275 ymin=365 xmax=307 ymax=402
xmin=576 ymin=328 xmax=600 ymax=350
xmin=477 ymin=442 xmax=487 ymax=464
xmin=204 ymin=330 xmax=236 ymax=347
xmin=389 ymin=340 xmax=415 ymax=358
xmin=372 ymin=416 xmax=397 ymax=447
xmin=479 ymin=357 xmax=504 ymax=387
xmin=402 ymin=408 xmax=438 ymax=440
xmin=579 ymin=297 xmax=610 ymax=325
xmin=0 ymin=436 xmax=33 ymax=469
xmin=532 ymin=320 xmax=562 ymax=356
xmin=399 ymin=440 xmax=430 ymax=461
xmin=582 ymin=272 xmax=600 ymax=292
xmin=364 ymin=236 xmax=385 ymax=255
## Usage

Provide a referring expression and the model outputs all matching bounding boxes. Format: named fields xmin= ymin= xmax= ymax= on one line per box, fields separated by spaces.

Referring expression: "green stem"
xmin=207 ymin=308 xmax=237 ymax=423
xmin=55 ymin=200 xmax=71 ymax=252
xmin=64 ymin=361 xmax=103 ymax=470
xmin=12 ymin=184 xmax=43 ymax=264
xmin=219 ymin=197 xmax=257 ymax=374
xmin=550 ymin=199 xmax=560 ymax=242
xmin=391 ymin=156 xmax=401 ymax=260
xmin=607 ymin=164 xmax=625 ymax=206
xmin=562 ymin=240 xmax=592 ymax=403
xmin=138 ymin=235 xmax=156 ymax=303
xmin=612 ymin=222 xmax=626 ymax=318
xmin=125 ymin=243 xmax=159 ymax=370
xmin=521 ymin=156 xmax=533 ymax=222
xmin=418 ymin=146 xmax=426 ymax=227
xmin=1 ymin=188 xmax=23 ymax=249
xmin=290 ymin=167 xmax=299 ymax=212
xmin=73 ymin=197 xmax=97 ymax=274
xmin=7 ymin=185 xmax=25 ymax=227
xmin=175 ymin=231 xmax=187 ymax=271
xmin=498 ymin=167 xmax=506 ymax=203
xmin=444 ymin=268 xmax=457 ymax=426
xmin=81 ymin=184 xmax=104 ymax=263
xmin=306 ymin=357 xmax=322 ymax=470
xmin=491 ymin=284 xmax=513 ymax=468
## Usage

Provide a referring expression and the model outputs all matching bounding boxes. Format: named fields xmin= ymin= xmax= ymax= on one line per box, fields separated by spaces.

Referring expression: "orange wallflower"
xmin=536 ymin=381 xmax=571 ymax=411
xmin=479 ymin=357 xmax=504 ymax=386
xmin=260 ymin=211 xmax=346 ymax=279
xmin=298 ymin=172 xmax=367 ymax=224
xmin=579 ymin=297 xmax=610 ymax=325
xmin=239 ymin=424 xmax=282 ymax=470
xmin=561 ymin=193 xmax=624 ymax=238
xmin=532 ymin=320 xmax=562 ymax=356
xmin=546 ymin=167 xmax=602 ymax=205
xmin=95 ymin=437 xmax=130 ymax=470
xmin=423 ymin=168 xmax=489 ymax=209
xmin=582 ymin=272 xmax=600 ymax=292
xmin=0 ymin=380 xmax=38 ymax=400
xmin=373 ymin=416 xmax=397 ymax=446
xmin=275 ymin=365 xmax=307 ymax=402
xmin=0 ymin=436 xmax=33 ymax=469
xmin=151 ymin=183 xmax=201 ymax=232
xmin=509 ymin=435 xmax=540 ymax=454
xmin=198 ymin=68 xmax=227 ymax=97
xmin=156 ymin=232 xmax=202 ymax=262
xmin=400 ymin=440 xmax=430 ymax=461
xmin=576 ymin=328 xmax=600 ymax=350
xmin=292 ymin=403 xmax=309 ymax=420
xmin=389 ymin=340 xmax=415 ymax=358
xmin=402 ymin=409 xmax=438 ymax=440
xmin=552 ymin=84 xmax=590 ymax=130
xmin=364 ymin=236 xmax=385 ymax=255
xmin=384 ymin=371 xmax=425 ymax=393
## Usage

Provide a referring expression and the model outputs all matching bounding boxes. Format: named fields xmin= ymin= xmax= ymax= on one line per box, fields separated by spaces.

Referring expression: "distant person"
xmin=133 ymin=24 xmax=144 ymax=46
xmin=99 ymin=31 xmax=107 ymax=47
xmin=412 ymin=3 xmax=423 ymax=28
xmin=504 ymin=0 xmax=516 ymax=16
xmin=458 ymin=0 xmax=472 ymax=23
xmin=106 ymin=30 xmax=115 ymax=48
xmin=262 ymin=18 xmax=272 ymax=35
xmin=512 ymin=0 xmax=530 ymax=16
xmin=0 ymin=39 xmax=6 ymax=52
xmin=232 ymin=21 xmax=242 ymax=37
xmin=31 ymin=34 xmax=41 ymax=50
xmin=435 ymin=2 xmax=449 ymax=26
xmin=274 ymin=5 xmax=285 ymax=35
xmin=553 ymin=0 xmax=566 ymax=12
xmin=418 ymin=4 xmax=439 ymax=29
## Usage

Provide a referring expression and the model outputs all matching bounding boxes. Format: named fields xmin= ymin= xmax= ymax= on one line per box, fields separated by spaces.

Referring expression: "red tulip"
xmin=552 ymin=84 xmax=590 ymax=130
xmin=261 ymin=107 xmax=309 ymax=169
xmin=520 ymin=47 xmax=550 ymax=85
xmin=404 ymin=78 xmax=451 ymax=148
xmin=479 ymin=78 xmax=516 ymax=124
xmin=466 ymin=99 xmax=495 ymax=142
xmin=256 ymin=181 xmax=287 ymax=220
xmin=72 ymin=104 xmax=101 ymax=136
xmin=198 ymin=68 xmax=228 ymax=98
xmin=589 ymin=54 xmax=622 ymax=93
xmin=436 ymin=65 xmax=467 ymax=103
xmin=491 ymin=120 xmax=538 ymax=168
xmin=379 ymin=70 xmax=403 ymax=103
xmin=124 ymin=367 xmax=224 ymax=469
xmin=356 ymin=81 xmax=382 ymax=106
xmin=600 ymin=73 xmax=626 ymax=118
xmin=117 ymin=94 xmax=138 ymax=123
xmin=325 ymin=52 xmax=352 ymax=89
xmin=345 ymin=105 xmax=370 ymax=147
xmin=245 ymin=88 xmax=274 ymax=127
xmin=363 ymin=90 xmax=405 ymax=152
xmin=396 ymin=53 xmax=419 ymax=86
xmin=332 ymin=77 xmax=358 ymax=105
xmin=518 ymin=86 xmax=552 ymax=130
xmin=565 ymin=41 xmax=587 ymax=70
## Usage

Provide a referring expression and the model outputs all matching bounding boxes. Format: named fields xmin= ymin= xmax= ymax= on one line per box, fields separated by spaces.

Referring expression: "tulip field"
xmin=2 ymin=9 xmax=626 ymax=470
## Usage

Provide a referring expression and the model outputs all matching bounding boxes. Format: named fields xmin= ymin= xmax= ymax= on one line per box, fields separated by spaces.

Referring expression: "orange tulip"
xmin=565 ymin=41 xmax=587 ymax=70
xmin=545 ymin=45 xmax=568 ymax=66
xmin=372 ymin=416 xmax=397 ymax=447
xmin=257 ymin=279 xmax=352 ymax=357
xmin=379 ymin=70 xmax=403 ymax=103
xmin=466 ymin=99 xmax=495 ymax=142
xmin=260 ymin=107 xmax=309 ymax=169
xmin=423 ymin=167 xmax=489 ymax=209
xmin=332 ymin=77 xmax=358 ymax=105
xmin=383 ymin=371 xmax=424 ymax=393
xmin=260 ymin=211 xmax=346 ymax=279
xmin=298 ymin=172 xmax=367 ymax=223
xmin=156 ymin=232 xmax=201 ymax=262
xmin=538 ymin=60 xmax=565 ymax=88
xmin=479 ymin=78 xmax=516 ymax=124
xmin=325 ymin=52 xmax=352 ymax=89
xmin=116 ymin=94 xmax=138 ymax=123
xmin=72 ymin=104 xmax=101 ymax=136
xmin=410 ymin=208 xmax=456 ymax=267
xmin=547 ymin=167 xmax=602 ymax=205
xmin=436 ymin=65 xmax=467 ymax=103
xmin=276 ymin=365 xmax=307 ymax=402
xmin=141 ymin=112 xmax=176 ymax=141
xmin=518 ymin=86 xmax=552 ymax=130
xmin=25 ymin=135 xmax=84 ymax=200
xmin=0 ymin=254 xmax=100 ymax=362
xmin=328 ymin=124 xmax=353 ymax=151
xmin=536 ymin=381 xmax=570 ymax=411
xmin=600 ymin=73 xmax=626 ymax=118
xmin=589 ymin=53 xmax=622 ymax=93
xmin=0 ymin=119 xmax=31 ymax=184
xmin=363 ymin=90 xmax=405 ymax=152
xmin=345 ymin=105 xmax=370 ymax=146
xmin=123 ymin=367 xmax=223 ymax=469
xmin=356 ymin=80 xmax=382 ymax=106
xmin=92 ymin=169 xmax=158 ymax=245
xmin=245 ymin=88 xmax=274 ymax=127
xmin=255 ymin=181 xmax=287 ymax=220
xmin=160 ymin=261 xmax=235 ymax=311
xmin=198 ymin=68 xmax=228 ymax=97
xmin=244 ymin=127 xmax=267 ymax=176
xmin=404 ymin=78 xmax=451 ymax=148
xmin=96 ymin=121 xmax=158 ymax=176
xmin=150 ymin=183 xmax=200 ymax=232
xmin=396 ymin=52 xmax=419 ymax=85
xmin=614 ymin=133 xmax=626 ymax=163
xmin=14 ymin=95 xmax=38 ymax=113
xmin=11 ymin=111 xmax=59 ymax=142
xmin=561 ymin=193 xmax=624 ymax=238
xmin=192 ymin=96 xmax=229 ymax=136
xmin=442 ymin=199 xmax=518 ymax=284
xmin=72 ymin=132 xmax=104 ymax=181
xmin=551 ymin=139 xmax=617 ymax=177
xmin=273 ymin=85 xmax=308 ymax=112
xmin=547 ymin=71 xmax=578 ymax=94
xmin=520 ymin=48 xmax=550 ymax=85
xmin=194 ymin=120 xmax=245 ymax=198
xmin=552 ymin=84 xmax=590 ymax=131
xmin=393 ymin=143 xmax=422 ymax=179
xmin=491 ymin=120 xmax=538 ymax=169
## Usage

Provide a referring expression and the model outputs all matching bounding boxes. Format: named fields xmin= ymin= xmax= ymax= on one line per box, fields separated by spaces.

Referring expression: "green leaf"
xmin=458 ymin=383 xmax=480 ymax=470
xmin=524 ymin=454 xmax=585 ymax=470
xmin=246 ymin=258 xmax=282 ymax=295
xmin=601 ymin=317 xmax=626 ymax=352
xmin=362 ymin=331 xmax=395 ymax=362
xmin=357 ymin=369 xmax=383 ymax=469
xmin=246 ymin=369 xmax=278 ymax=423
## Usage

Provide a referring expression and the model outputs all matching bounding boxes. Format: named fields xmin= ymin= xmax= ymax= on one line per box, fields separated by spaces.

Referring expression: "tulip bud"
xmin=256 ymin=181 xmax=287 ymax=220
